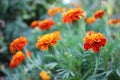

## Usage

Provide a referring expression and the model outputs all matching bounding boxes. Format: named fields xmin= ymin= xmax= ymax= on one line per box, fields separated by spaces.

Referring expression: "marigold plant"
xmin=9 ymin=36 xmax=28 ymax=54
xmin=36 ymin=31 xmax=61 ymax=50
xmin=62 ymin=8 xmax=85 ymax=23
xmin=94 ymin=10 xmax=104 ymax=19
xmin=84 ymin=32 xmax=106 ymax=53
xmin=39 ymin=70 xmax=50 ymax=80
xmin=39 ymin=19 xmax=54 ymax=30
xmin=9 ymin=51 xmax=25 ymax=69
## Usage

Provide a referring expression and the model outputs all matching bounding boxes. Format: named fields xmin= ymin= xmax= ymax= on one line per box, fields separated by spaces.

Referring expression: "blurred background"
xmin=0 ymin=0 xmax=120 ymax=79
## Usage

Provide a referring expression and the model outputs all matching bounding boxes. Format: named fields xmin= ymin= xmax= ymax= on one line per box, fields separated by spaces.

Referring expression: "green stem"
xmin=102 ymin=3 xmax=111 ymax=40
xmin=24 ymin=48 xmax=43 ymax=70
xmin=78 ymin=19 xmax=86 ymax=40
xmin=66 ymin=23 xmax=72 ymax=34
xmin=94 ymin=55 xmax=99 ymax=75
xmin=82 ymin=69 xmax=92 ymax=80
xmin=104 ymin=16 xmax=111 ymax=40
xmin=53 ymin=46 xmax=60 ymax=55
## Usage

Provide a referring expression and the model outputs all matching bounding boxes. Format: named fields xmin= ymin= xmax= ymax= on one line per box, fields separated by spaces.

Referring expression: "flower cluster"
xmin=39 ymin=71 xmax=50 ymax=80
xmin=9 ymin=51 xmax=25 ymax=69
xmin=84 ymin=32 xmax=106 ymax=53
xmin=62 ymin=8 xmax=85 ymax=23
xmin=30 ymin=19 xmax=54 ymax=30
xmin=85 ymin=10 xmax=104 ymax=24
xmin=36 ymin=31 xmax=61 ymax=50
xmin=108 ymin=18 xmax=120 ymax=25
xmin=48 ymin=7 xmax=66 ymax=16
xmin=9 ymin=36 xmax=28 ymax=54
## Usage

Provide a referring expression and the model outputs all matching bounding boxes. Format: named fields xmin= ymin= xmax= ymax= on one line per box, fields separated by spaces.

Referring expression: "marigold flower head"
xmin=36 ymin=31 xmax=61 ymax=51
xmin=62 ymin=8 xmax=85 ymax=23
xmin=9 ymin=36 xmax=28 ymax=54
xmin=94 ymin=10 xmax=104 ymax=19
xmin=84 ymin=33 xmax=106 ymax=53
xmin=31 ymin=20 xmax=39 ymax=28
xmin=85 ymin=17 xmax=96 ymax=24
xmin=108 ymin=18 xmax=120 ymax=25
xmin=9 ymin=51 xmax=25 ymax=69
xmin=39 ymin=70 xmax=50 ymax=80
xmin=48 ymin=7 xmax=66 ymax=16
xmin=39 ymin=19 xmax=54 ymax=30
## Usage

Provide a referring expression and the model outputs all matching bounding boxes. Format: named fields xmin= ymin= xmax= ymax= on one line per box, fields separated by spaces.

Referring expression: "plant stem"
xmin=78 ymin=19 xmax=86 ymax=40
xmin=82 ymin=69 xmax=92 ymax=80
xmin=94 ymin=55 xmax=99 ymax=75
xmin=66 ymin=23 xmax=72 ymax=34
xmin=24 ymin=48 xmax=43 ymax=70
xmin=104 ymin=15 xmax=111 ymax=40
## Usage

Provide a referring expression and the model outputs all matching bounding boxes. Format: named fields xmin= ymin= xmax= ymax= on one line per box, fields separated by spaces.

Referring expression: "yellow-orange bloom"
xmin=9 ymin=51 xmax=25 ymax=69
xmin=84 ymin=33 xmax=106 ymax=53
xmin=85 ymin=17 xmax=96 ymax=24
xmin=94 ymin=10 xmax=104 ymax=19
xmin=39 ymin=19 xmax=54 ymax=30
xmin=48 ymin=7 xmax=66 ymax=16
xmin=31 ymin=20 xmax=39 ymax=28
xmin=62 ymin=8 xmax=85 ymax=23
xmin=36 ymin=31 xmax=61 ymax=50
xmin=9 ymin=36 xmax=28 ymax=54
xmin=40 ymin=70 xmax=50 ymax=80
xmin=108 ymin=18 xmax=120 ymax=25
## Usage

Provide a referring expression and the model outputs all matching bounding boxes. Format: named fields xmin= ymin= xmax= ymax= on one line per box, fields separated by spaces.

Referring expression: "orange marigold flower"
xmin=26 ymin=50 xmax=32 ymax=58
xmin=94 ymin=10 xmax=104 ymax=19
xmin=9 ymin=51 xmax=25 ymax=69
xmin=9 ymin=36 xmax=28 ymax=54
xmin=85 ymin=17 xmax=96 ymax=24
xmin=108 ymin=18 xmax=120 ymax=25
xmin=39 ymin=19 xmax=54 ymax=30
xmin=36 ymin=31 xmax=61 ymax=51
xmin=31 ymin=20 xmax=39 ymax=28
xmin=62 ymin=8 xmax=85 ymax=23
xmin=84 ymin=33 xmax=106 ymax=53
xmin=40 ymin=70 xmax=50 ymax=80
